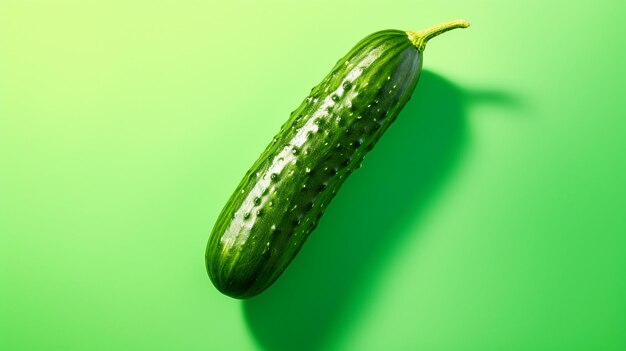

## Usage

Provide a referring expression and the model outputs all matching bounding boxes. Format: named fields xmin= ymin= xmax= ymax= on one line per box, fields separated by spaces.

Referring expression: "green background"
xmin=2 ymin=1 xmax=625 ymax=350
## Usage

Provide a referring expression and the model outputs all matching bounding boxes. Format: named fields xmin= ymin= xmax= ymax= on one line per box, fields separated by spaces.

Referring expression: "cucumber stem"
xmin=407 ymin=19 xmax=470 ymax=51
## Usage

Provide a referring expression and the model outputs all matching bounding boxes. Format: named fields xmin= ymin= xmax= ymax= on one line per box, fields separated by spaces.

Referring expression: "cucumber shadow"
xmin=242 ymin=70 xmax=515 ymax=351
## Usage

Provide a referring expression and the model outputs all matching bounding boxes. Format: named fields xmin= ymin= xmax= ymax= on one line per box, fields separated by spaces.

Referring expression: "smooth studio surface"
xmin=1 ymin=1 xmax=625 ymax=350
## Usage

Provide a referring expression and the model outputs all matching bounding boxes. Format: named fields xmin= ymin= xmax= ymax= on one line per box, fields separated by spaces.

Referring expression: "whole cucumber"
xmin=206 ymin=20 xmax=470 ymax=299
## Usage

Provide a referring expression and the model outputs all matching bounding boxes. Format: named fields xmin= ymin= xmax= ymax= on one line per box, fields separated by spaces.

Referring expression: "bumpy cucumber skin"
xmin=207 ymin=30 xmax=422 ymax=299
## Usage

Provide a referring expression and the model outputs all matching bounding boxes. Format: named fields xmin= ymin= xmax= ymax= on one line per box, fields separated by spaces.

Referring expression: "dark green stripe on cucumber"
xmin=206 ymin=19 xmax=470 ymax=299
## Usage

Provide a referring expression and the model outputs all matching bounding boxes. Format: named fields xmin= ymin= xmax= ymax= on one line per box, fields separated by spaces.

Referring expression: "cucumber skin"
xmin=206 ymin=30 xmax=422 ymax=299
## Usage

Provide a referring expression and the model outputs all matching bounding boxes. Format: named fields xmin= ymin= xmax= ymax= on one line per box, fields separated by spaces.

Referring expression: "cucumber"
xmin=206 ymin=20 xmax=470 ymax=299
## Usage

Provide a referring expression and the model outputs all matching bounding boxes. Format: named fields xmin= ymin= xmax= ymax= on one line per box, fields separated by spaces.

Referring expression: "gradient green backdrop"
xmin=2 ymin=1 xmax=625 ymax=350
